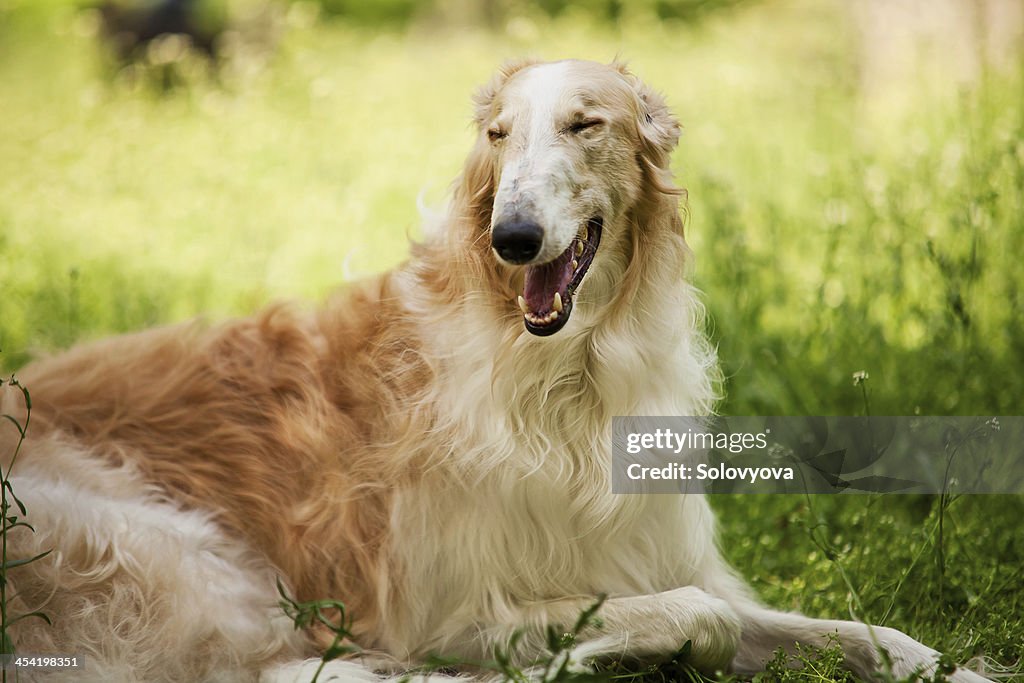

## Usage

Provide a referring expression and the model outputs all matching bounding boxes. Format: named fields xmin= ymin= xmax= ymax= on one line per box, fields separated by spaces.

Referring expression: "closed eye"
xmin=487 ymin=128 xmax=508 ymax=142
xmin=564 ymin=119 xmax=604 ymax=135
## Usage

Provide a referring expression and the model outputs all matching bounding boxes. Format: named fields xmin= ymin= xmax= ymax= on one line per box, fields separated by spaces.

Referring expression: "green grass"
xmin=1 ymin=0 xmax=1022 ymax=680
xmin=0 ymin=379 xmax=54 ymax=683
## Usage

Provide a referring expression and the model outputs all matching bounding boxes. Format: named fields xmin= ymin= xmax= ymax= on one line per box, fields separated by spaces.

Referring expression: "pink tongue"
xmin=523 ymin=250 xmax=574 ymax=313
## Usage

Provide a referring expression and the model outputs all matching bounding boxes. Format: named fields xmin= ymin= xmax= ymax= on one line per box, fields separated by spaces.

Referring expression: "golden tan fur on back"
xmin=12 ymin=267 xmax=449 ymax=642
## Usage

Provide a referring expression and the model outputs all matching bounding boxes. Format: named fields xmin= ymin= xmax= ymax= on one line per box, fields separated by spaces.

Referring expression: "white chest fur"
xmin=381 ymin=289 xmax=719 ymax=654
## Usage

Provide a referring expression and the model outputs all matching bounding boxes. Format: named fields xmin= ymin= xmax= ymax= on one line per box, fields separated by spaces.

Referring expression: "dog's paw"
xmin=873 ymin=627 xmax=994 ymax=683
xmin=650 ymin=586 xmax=742 ymax=672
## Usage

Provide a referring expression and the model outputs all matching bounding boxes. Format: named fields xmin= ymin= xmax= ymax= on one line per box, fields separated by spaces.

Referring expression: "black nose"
xmin=491 ymin=219 xmax=543 ymax=264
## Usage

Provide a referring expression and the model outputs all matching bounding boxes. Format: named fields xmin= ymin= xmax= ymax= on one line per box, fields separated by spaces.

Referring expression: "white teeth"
xmin=575 ymin=241 xmax=585 ymax=256
xmin=520 ymin=292 xmax=566 ymax=326
xmin=524 ymin=309 xmax=560 ymax=325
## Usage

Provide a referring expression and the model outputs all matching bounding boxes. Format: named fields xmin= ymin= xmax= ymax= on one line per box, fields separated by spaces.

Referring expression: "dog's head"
xmin=463 ymin=59 xmax=683 ymax=336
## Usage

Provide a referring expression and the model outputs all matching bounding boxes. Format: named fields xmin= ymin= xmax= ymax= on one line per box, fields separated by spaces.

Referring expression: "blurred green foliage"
xmin=291 ymin=0 xmax=752 ymax=27
xmin=311 ymin=0 xmax=421 ymax=25
xmin=0 ymin=1 xmax=1022 ymax=679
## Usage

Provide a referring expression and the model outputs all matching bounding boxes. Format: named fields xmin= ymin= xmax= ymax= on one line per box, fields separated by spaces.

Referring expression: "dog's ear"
xmin=612 ymin=62 xmax=681 ymax=162
xmin=472 ymin=58 xmax=540 ymax=129
xmin=614 ymin=62 xmax=684 ymax=196
xmin=635 ymin=83 xmax=681 ymax=161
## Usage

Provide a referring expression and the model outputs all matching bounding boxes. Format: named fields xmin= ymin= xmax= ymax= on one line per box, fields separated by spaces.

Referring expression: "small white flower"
xmin=852 ymin=371 xmax=869 ymax=386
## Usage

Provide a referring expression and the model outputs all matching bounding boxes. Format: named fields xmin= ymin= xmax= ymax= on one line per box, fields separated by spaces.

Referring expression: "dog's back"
xmin=5 ymin=278 xmax=420 ymax=679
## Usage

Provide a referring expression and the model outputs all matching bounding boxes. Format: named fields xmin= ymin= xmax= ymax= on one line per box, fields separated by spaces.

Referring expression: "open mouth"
xmin=516 ymin=217 xmax=603 ymax=337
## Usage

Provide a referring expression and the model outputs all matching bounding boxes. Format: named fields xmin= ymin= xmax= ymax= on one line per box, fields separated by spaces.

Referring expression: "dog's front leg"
xmin=728 ymin=604 xmax=994 ymax=683
xmin=438 ymin=586 xmax=741 ymax=674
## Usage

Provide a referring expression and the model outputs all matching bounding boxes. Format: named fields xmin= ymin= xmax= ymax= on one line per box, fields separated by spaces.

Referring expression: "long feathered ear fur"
xmin=453 ymin=140 xmax=497 ymax=231
xmin=613 ymin=61 xmax=685 ymax=197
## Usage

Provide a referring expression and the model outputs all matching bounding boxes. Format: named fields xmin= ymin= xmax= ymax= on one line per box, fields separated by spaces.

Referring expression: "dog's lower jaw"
xmin=518 ymin=216 xmax=603 ymax=337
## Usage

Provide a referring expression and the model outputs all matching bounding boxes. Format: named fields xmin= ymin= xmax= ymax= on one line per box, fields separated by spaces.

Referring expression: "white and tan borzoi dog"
xmin=2 ymin=60 xmax=989 ymax=682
